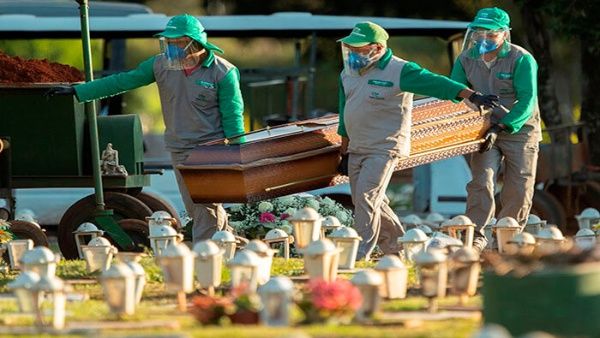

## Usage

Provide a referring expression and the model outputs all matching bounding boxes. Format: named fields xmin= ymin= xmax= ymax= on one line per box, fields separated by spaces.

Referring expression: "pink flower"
xmin=259 ymin=212 xmax=276 ymax=223
xmin=308 ymin=279 xmax=362 ymax=313
xmin=280 ymin=213 xmax=290 ymax=220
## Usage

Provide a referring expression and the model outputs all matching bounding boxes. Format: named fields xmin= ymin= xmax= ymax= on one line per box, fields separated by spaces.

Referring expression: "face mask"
xmin=477 ymin=39 xmax=499 ymax=55
xmin=347 ymin=51 xmax=373 ymax=71
xmin=165 ymin=40 xmax=194 ymax=61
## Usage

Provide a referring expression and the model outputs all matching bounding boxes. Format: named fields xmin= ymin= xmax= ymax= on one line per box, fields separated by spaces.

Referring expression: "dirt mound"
xmin=0 ymin=51 xmax=84 ymax=83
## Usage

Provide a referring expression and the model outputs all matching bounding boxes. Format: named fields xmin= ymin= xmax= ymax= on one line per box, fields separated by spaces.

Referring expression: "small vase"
xmin=228 ymin=309 xmax=259 ymax=325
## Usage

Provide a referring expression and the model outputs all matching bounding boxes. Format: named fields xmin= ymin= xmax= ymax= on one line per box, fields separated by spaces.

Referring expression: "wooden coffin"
xmin=178 ymin=98 xmax=490 ymax=203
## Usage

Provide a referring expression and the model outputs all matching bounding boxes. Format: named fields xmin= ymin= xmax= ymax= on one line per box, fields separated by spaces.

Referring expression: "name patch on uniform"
xmin=496 ymin=72 xmax=513 ymax=80
xmin=368 ymin=79 xmax=394 ymax=87
xmin=196 ymin=80 xmax=216 ymax=89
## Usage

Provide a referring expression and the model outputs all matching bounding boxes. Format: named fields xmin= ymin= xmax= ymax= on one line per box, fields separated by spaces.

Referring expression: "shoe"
xmin=472 ymin=237 xmax=488 ymax=254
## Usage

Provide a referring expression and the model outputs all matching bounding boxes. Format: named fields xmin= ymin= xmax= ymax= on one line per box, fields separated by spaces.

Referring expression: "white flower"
xmin=305 ymin=198 xmax=320 ymax=211
xmin=284 ymin=208 xmax=297 ymax=217
xmin=322 ymin=197 xmax=336 ymax=207
xmin=280 ymin=223 xmax=293 ymax=235
xmin=229 ymin=221 xmax=243 ymax=231
xmin=335 ymin=210 xmax=349 ymax=223
xmin=258 ymin=201 xmax=274 ymax=213
xmin=277 ymin=195 xmax=295 ymax=207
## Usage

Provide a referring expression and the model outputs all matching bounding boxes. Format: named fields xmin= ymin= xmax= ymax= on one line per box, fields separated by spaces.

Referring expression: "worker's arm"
xmin=498 ymin=54 xmax=538 ymax=133
xmin=218 ymin=67 xmax=245 ymax=138
xmin=400 ymin=61 xmax=470 ymax=101
xmin=74 ymin=56 xmax=156 ymax=102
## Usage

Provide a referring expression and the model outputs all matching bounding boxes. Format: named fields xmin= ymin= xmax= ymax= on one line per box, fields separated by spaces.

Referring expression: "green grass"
xmin=0 ymin=256 xmax=481 ymax=338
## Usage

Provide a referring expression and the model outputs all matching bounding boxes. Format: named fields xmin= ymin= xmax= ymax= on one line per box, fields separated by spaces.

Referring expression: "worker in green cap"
xmin=451 ymin=7 xmax=542 ymax=252
xmin=48 ymin=14 xmax=245 ymax=243
xmin=337 ymin=21 xmax=499 ymax=261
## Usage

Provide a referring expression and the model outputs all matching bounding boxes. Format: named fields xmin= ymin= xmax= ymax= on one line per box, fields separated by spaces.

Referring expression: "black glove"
xmin=469 ymin=92 xmax=499 ymax=109
xmin=337 ymin=153 xmax=349 ymax=175
xmin=45 ymin=86 xmax=75 ymax=97
xmin=480 ymin=124 xmax=503 ymax=153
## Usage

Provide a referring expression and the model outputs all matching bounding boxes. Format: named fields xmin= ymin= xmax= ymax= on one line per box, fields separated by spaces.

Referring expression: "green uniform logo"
xmin=196 ymin=80 xmax=216 ymax=89
xmin=368 ymin=79 xmax=394 ymax=87
xmin=496 ymin=72 xmax=513 ymax=80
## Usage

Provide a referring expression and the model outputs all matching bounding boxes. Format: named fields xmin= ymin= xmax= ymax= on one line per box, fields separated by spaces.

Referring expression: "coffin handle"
xmin=264 ymin=174 xmax=336 ymax=192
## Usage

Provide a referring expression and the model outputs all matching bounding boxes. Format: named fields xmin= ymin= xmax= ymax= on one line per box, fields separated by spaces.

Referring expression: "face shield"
xmin=461 ymin=27 xmax=511 ymax=60
xmin=159 ymin=37 xmax=203 ymax=70
xmin=341 ymin=43 xmax=381 ymax=77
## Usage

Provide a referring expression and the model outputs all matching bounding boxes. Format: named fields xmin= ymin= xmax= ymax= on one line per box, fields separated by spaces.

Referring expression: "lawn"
xmin=0 ymin=257 xmax=481 ymax=338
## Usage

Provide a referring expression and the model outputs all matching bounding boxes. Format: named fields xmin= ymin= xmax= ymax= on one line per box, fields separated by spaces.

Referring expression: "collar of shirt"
xmin=376 ymin=48 xmax=393 ymax=69
xmin=183 ymin=51 xmax=215 ymax=76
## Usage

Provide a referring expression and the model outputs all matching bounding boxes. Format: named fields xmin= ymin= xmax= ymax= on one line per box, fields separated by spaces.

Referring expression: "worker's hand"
xmin=45 ymin=86 xmax=75 ymax=97
xmin=337 ymin=153 xmax=349 ymax=176
xmin=469 ymin=92 xmax=499 ymax=109
xmin=480 ymin=124 xmax=503 ymax=153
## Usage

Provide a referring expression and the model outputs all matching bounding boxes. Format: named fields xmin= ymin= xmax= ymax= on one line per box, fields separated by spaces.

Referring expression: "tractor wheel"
xmin=113 ymin=219 xmax=150 ymax=253
xmin=495 ymin=189 xmax=567 ymax=231
xmin=530 ymin=190 xmax=568 ymax=233
xmin=7 ymin=220 xmax=49 ymax=246
xmin=131 ymin=191 xmax=182 ymax=229
xmin=57 ymin=192 xmax=152 ymax=259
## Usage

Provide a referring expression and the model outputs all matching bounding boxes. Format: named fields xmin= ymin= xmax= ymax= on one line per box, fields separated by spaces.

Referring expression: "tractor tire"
xmin=57 ymin=192 xmax=152 ymax=259
xmin=495 ymin=189 xmax=567 ymax=231
xmin=114 ymin=218 xmax=150 ymax=253
xmin=7 ymin=220 xmax=49 ymax=246
xmin=530 ymin=190 xmax=568 ymax=233
xmin=131 ymin=191 xmax=182 ymax=229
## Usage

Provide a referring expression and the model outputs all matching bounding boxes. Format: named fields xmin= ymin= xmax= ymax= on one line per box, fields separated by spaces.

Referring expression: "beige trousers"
xmin=349 ymin=153 xmax=405 ymax=260
xmin=466 ymin=138 xmax=539 ymax=239
xmin=171 ymin=151 xmax=228 ymax=243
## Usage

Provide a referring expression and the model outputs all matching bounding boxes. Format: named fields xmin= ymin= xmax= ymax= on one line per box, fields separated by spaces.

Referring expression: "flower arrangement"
xmin=298 ymin=279 xmax=362 ymax=324
xmin=0 ymin=220 xmax=13 ymax=244
xmin=227 ymin=195 xmax=353 ymax=240
xmin=189 ymin=283 xmax=261 ymax=325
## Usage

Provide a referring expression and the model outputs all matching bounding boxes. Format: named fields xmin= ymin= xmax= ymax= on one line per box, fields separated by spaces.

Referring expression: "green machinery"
xmin=0 ymin=0 xmax=178 ymax=259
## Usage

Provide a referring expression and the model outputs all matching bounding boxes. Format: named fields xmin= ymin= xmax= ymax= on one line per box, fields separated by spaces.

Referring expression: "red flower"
xmin=280 ymin=213 xmax=290 ymax=220
xmin=307 ymin=279 xmax=362 ymax=313
xmin=259 ymin=212 xmax=276 ymax=223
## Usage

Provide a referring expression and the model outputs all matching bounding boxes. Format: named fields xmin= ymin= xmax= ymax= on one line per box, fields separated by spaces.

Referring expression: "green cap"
xmin=337 ymin=21 xmax=389 ymax=47
xmin=155 ymin=14 xmax=223 ymax=53
xmin=469 ymin=7 xmax=510 ymax=31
